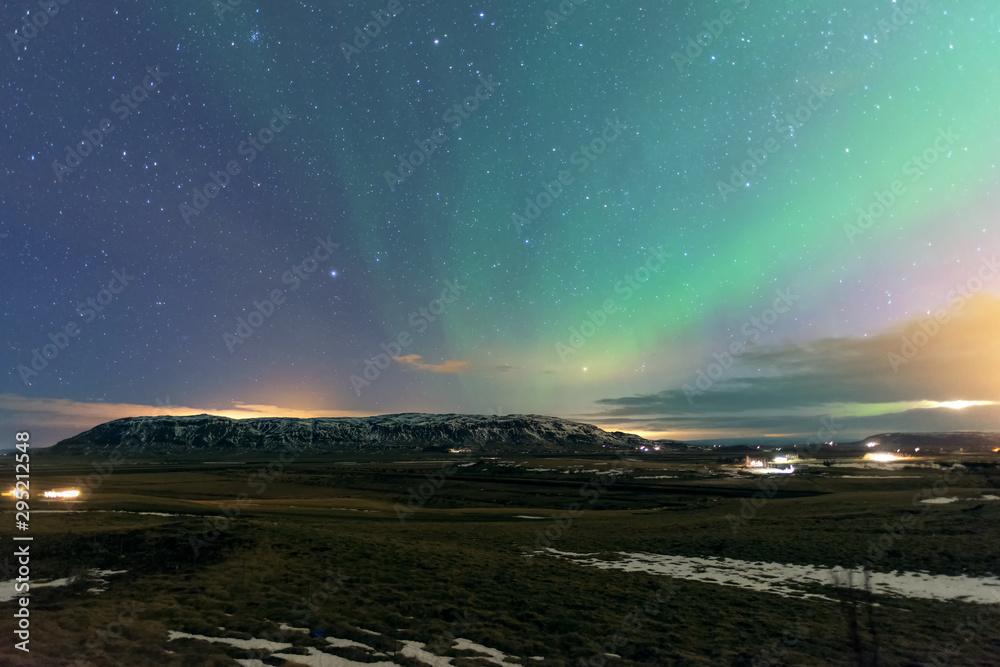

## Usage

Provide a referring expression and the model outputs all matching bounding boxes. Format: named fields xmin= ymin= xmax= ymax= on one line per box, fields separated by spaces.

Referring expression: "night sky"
xmin=3 ymin=1 xmax=999 ymax=447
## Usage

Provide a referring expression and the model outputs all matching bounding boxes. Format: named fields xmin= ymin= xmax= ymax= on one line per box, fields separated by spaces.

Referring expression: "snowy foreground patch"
xmin=0 ymin=569 xmax=127 ymax=603
xmin=536 ymin=549 xmax=1000 ymax=605
xmin=920 ymin=495 xmax=1000 ymax=505
xmin=169 ymin=625 xmax=543 ymax=666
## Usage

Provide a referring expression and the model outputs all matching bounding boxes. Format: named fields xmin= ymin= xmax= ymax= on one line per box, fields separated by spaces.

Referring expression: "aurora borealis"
xmin=3 ymin=0 xmax=1000 ymax=446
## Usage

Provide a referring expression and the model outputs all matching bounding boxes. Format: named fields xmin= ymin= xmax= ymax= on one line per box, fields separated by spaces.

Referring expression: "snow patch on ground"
xmin=179 ymin=626 xmax=528 ymax=667
xmin=271 ymin=646 xmax=399 ymax=666
xmin=399 ymin=641 xmax=453 ymax=666
xmin=278 ymin=622 xmax=310 ymax=633
xmin=86 ymin=568 xmax=128 ymax=594
xmin=168 ymin=630 xmax=291 ymax=652
xmin=0 ymin=569 xmax=127 ymax=602
xmin=539 ymin=549 xmax=1000 ymax=604
xmin=919 ymin=496 xmax=1000 ymax=504
xmin=453 ymin=638 xmax=521 ymax=665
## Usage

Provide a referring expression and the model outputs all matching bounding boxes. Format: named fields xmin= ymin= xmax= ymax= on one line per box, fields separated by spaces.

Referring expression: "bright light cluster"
xmin=43 ymin=489 xmax=80 ymax=499
xmin=865 ymin=453 xmax=900 ymax=462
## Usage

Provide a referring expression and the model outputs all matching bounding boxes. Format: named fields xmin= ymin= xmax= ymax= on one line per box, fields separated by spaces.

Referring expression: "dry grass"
xmin=0 ymin=452 xmax=997 ymax=665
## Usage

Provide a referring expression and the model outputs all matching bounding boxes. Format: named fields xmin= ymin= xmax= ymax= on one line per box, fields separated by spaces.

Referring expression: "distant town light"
xmin=865 ymin=453 xmax=900 ymax=462
xmin=43 ymin=489 xmax=81 ymax=499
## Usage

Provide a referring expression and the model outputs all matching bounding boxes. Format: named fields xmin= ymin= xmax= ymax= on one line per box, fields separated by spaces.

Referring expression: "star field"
xmin=3 ymin=0 xmax=1000 ymax=445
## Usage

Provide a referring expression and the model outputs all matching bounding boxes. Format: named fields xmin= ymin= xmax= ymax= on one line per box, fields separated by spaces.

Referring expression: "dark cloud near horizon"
xmin=588 ymin=295 xmax=1000 ymax=438
xmin=586 ymin=404 xmax=1000 ymax=443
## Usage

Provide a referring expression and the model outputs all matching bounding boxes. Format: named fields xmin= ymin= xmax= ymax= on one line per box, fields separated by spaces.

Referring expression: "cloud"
xmin=587 ymin=294 xmax=1000 ymax=439
xmin=393 ymin=355 xmax=470 ymax=374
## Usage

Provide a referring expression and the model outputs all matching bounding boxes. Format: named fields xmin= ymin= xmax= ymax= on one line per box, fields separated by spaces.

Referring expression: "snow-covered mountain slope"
xmin=49 ymin=413 xmax=687 ymax=456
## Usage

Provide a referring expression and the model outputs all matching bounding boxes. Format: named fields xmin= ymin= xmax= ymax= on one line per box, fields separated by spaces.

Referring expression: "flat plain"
xmin=2 ymin=450 xmax=998 ymax=666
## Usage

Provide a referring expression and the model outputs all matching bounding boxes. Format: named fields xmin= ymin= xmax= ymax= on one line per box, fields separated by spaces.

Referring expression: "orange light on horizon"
xmin=865 ymin=453 xmax=902 ymax=462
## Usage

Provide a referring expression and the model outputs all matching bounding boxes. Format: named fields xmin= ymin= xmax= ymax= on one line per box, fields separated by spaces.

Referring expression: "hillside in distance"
xmin=847 ymin=431 xmax=1000 ymax=453
xmin=49 ymin=413 xmax=689 ymax=456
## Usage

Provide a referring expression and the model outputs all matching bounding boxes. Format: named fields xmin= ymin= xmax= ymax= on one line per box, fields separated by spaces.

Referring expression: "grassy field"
xmin=1 ymin=451 xmax=998 ymax=666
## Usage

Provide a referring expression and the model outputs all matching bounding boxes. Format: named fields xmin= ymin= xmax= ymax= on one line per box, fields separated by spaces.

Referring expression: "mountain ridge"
xmin=49 ymin=413 xmax=689 ymax=456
